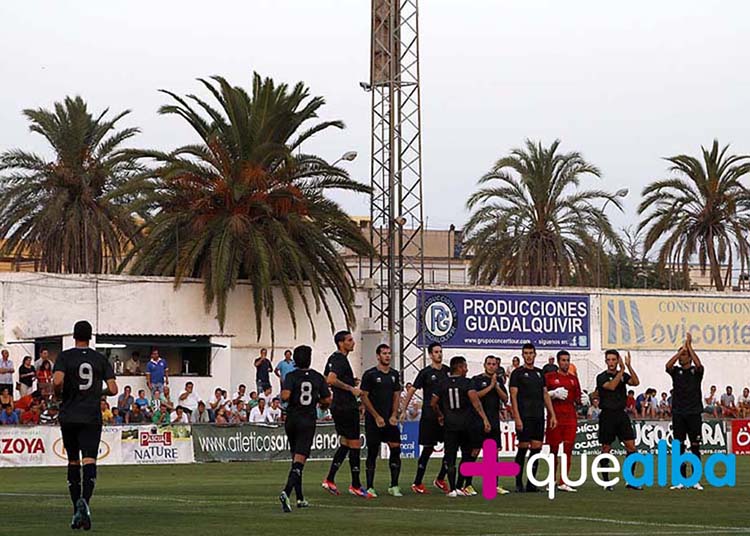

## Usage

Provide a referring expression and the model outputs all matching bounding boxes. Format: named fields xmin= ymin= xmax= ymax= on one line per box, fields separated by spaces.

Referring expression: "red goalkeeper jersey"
xmin=545 ymin=371 xmax=581 ymax=425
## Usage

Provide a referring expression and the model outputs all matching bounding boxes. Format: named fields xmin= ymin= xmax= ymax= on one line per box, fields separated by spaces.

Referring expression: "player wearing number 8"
xmin=53 ymin=320 xmax=118 ymax=531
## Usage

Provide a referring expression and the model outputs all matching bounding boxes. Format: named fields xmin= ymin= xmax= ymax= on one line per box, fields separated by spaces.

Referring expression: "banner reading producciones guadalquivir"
xmin=418 ymin=290 xmax=590 ymax=349
xmin=602 ymin=294 xmax=750 ymax=351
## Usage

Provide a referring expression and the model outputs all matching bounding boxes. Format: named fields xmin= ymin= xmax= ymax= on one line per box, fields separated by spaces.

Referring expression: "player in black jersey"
xmin=509 ymin=343 xmax=557 ymax=492
xmin=471 ymin=355 xmax=510 ymax=495
xmin=431 ymin=356 xmax=491 ymax=497
xmin=279 ymin=345 xmax=332 ymax=512
xmin=400 ymin=342 xmax=450 ymax=494
xmin=52 ymin=321 xmax=118 ymax=531
xmin=595 ymin=349 xmax=641 ymax=491
xmin=361 ymin=344 xmax=403 ymax=498
xmin=665 ymin=333 xmax=705 ymax=490
xmin=322 ymin=331 xmax=368 ymax=497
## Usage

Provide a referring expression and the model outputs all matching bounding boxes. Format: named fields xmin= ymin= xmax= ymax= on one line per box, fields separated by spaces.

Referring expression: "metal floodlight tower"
xmin=368 ymin=0 xmax=425 ymax=380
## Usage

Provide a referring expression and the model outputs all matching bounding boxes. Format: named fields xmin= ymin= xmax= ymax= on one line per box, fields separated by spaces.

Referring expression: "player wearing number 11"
xmin=53 ymin=320 xmax=118 ymax=531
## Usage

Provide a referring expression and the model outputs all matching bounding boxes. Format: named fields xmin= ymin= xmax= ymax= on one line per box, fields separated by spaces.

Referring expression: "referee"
xmin=665 ymin=333 xmax=704 ymax=490
xmin=510 ymin=343 xmax=557 ymax=493
xmin=596 ymin=349 xmax=642 ymax=491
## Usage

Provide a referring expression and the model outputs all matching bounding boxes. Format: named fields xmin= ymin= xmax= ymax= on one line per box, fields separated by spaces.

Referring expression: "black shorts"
xmin=672 ymin=413 xmax=702 ymax=445
xmin=331 ymin=408 xmax=360 ymax=440
xmin=418 ymin=416 xmax=444 ymax=446
xmin=285 ymin=416 xmax=316 ymax=458
xmin=516 ymin=416 xmax=544 ymax=443
xmin=365 ymin=423 xmax=401 ymax=445
xmin=60 ymin=422 xmax=102 ymax=462
xmin=598 ymin=409 xmax=635 ymax=445
xmin=483 ymin=425 xmax=502 ymax=445
xmin=466 ymin=422 xmax=484 ymax=450
xmin=442 ymin=429 xmax=475 ymax=464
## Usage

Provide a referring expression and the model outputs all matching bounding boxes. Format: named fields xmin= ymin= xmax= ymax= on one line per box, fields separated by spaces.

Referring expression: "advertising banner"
xmin=602 ymin=294 xmax=750 ymax=351
xmin=0 ymin=426 xmax=121 ymax=467
xmin=380 ymin=421 xmax=420 ymax=459
xmin=418 ymin=290 xmax=590 ymax=349
xmin=120 ymin=424 xmax=194 ymax=464
xmin=731 ymin=419 xmax=750 ymax=455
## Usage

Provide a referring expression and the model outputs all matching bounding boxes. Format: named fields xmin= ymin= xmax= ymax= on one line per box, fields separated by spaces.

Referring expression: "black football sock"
xmin=414 ymin=447 xmax=433 ymax=485
xmin=514 ymin=448 xmax=528 ymax=487
xmin=366 ymin=445 xmax=379 ymax=490
xmin=464 ymin=454 xmax=476 ymax=487
xmin=529 ymin=448 xmax=542 ymax=480
xmin=688 ymin=444 xmax=701 ymax=478
xmin=284 ymin=461 xmax=303 ymax=496
xmin=437 ymin=463 xmax=448 ymax=481
xmin=349 ymin=448 xmax=362 ymax=489
xmin=67 ymin=464 xmax=81 ymax=512
xmin=456 ymin=458 xmax=466 ymax=489
xmin=389 ymin=447 xmax=402 ymax=488
xmin=446 ymin=460 xmax=457 ymax=491
xmin=82 ymin=463 xmax=97 ymax=502
xmin=678 ymin=442 xmax=688 ymax=478
xmin=294 ymin=462 xmax=305 ymax=500
xmin=326 ymin=446 xmax=349 ymax=483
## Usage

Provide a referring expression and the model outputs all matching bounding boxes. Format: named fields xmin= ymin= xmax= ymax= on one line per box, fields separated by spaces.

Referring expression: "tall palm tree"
xmin=464 ymin=139 xmax=622 ymax=286
xmin=124 ymin=74 xmax=372 ymax=339
xmin=639 ymin=140 xmax=750 ymax=291
xmin=0 ymin=96 xmax=142 ymax=273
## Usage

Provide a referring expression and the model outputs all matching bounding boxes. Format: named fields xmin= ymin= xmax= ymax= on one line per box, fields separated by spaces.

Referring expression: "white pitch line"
xmin=1 ymin=492 xmax=746 ymax=533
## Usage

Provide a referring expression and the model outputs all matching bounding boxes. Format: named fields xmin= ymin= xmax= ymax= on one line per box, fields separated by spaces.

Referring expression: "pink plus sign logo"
xmin=460 ymin=439 xmax=520 ymax=499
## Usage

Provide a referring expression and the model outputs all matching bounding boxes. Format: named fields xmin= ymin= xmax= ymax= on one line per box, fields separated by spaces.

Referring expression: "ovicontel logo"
xmin=461 ymin=439 xmax=736 ymax=500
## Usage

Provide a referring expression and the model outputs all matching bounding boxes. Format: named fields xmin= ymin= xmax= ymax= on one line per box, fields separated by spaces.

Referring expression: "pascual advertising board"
xmin=602 ymin=294 xmax=750 ymax=351
xmin=120 ymin=424 xmax=194 ymax=464
xmin=418 ymin=290 xmax=590 ymax=349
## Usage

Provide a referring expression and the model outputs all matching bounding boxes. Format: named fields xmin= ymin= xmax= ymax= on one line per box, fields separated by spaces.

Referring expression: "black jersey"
xmin=667 ymin=365 xmax=704 ymax=415
xmin=596 ymin=370 xmax=631 ymax=411
xmin=413 ymin=364 xmax=450 ymax=419
xmin=325 ymin=351 xmax=357 ymax=411
xmin=471 ymin=373 xmax=505 ymax=426
xmin=509 ymin=366 xmax=546 ymax=419
xmin=283 ymin=368 xmax=331 ymax=419
xmin=54 ymin=347 xmax=115 ymax=425
xmin=435 ymin=375 xmax=476 ymax=431
xmin=361 ymin=366 xmax=401 ymax=426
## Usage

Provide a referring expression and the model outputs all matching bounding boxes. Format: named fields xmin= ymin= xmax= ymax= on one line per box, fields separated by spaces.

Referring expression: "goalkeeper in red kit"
xmin=544 ymin=350 xmax=585 ymax=493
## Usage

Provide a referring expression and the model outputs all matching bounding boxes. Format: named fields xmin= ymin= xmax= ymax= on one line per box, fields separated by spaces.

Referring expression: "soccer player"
xmin=431 ymin=356 xmax=491 ymax=497
xmin=400 ymin=342 xmax=450 ymax=494
xmin=53 ymin=320 xmax=118 ymax=531
xmin=322 ymin=331 xmax=368 ymax=497
xmin=360 ymin=344 xmax=403 ymax=497
xmin=665 ymin=333 xmax=704 ymax=490
xmin=545 ymin=350 xmax=585 ymax=492
xmin=279 ymin=345 xmax=332 ymax=512
xmin=596 ymin=349 xmax=642 ymax=491
xmin=510 ymin=343 xmax=557 ymax=493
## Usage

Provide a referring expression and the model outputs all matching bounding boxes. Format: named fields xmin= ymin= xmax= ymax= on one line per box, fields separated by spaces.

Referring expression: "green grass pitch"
xmin=1 ymin=457 xmax=747 ymax=535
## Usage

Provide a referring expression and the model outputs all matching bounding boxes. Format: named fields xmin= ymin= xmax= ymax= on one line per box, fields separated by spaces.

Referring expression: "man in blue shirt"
xmin=274 ymin=349 xmax=296 ymax=387
xmin=0 ymin=404 xmax=19 ymax=425
xmin=146 ymin=348 xmax=169 ymax=397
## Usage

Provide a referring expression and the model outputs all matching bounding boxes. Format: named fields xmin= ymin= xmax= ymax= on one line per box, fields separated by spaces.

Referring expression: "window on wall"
xmin=95 ymin=335 xmax=225 ymax=377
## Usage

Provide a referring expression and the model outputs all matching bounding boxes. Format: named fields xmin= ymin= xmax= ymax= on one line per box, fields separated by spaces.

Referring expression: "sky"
xmin=1 ymin=0 xmax=749 ymax=232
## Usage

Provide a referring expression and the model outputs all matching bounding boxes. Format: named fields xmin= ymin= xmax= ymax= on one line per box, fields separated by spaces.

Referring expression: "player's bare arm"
xmin=326 ymin=371 xmax=361 ymax=398
xmin=625 ymin=352 xmax=640 ymax=386
xmin=475 ymin=377 xmax=495 ymax=399
xmin=361 ymin=390 xmax=385 ymax=427
xmin=389 ymin=390 xmax=400 ymax=426
xmin=602 ymin=361 xmax=625 ymax=391
xmin=319 ymin=395 xmax=332 ymax=410
xmin=468 ymin=389 xmax=491 ymax=432
xmin=665 ymin=347 xmax=685 ymax=371
xmin=103 ymin=378 xmax=118 ymax=397
xmin=281 ymin=389 xmax=292 ymax=402
xmin=430 ymin=393 xmax=444 ymax=426
xmin=510 ymin=386 xmax=522 ymax=430
xmin=686 ymin=334 xmax=703 ymax=368
xmin=543 ymin=387 xmax=557 ymax=429
xmin=53 ymin=370 xmax=65 ymax=395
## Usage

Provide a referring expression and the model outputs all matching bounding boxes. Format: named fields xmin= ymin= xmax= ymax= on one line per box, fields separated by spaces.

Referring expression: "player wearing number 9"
xmin=53 ymin=320 xmax=118 ymax=531
xmin=278 ymin=345 xmax=332 ymax=512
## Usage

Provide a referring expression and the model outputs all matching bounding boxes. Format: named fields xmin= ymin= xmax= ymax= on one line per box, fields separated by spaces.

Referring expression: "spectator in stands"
xmin=178 ymin=381 xmax=202 ymax=420
xmin=739 ymin=387 xmax=750 ymax=418
xmin=209 ymin=387 xmax=228 ymax=419
xmin=639 ymin=388 xmax=657 ymax=418
xmin=214 ymin=407 xmax=229 ymax=425
xmin=406 ymin=400 xmax=422 ymax=422
xmin=171 ymin=406 xmax=189 ymax=424
xmin=317 ymin=405 xmax=332 ymax=422
xmin=511 ymin=356 xmax=520 ymax=373
xmin=248 ymin=391 xmax=259 ymax=409
xmin=117 ymin=385 xmax=135 ymax=416
xmin=125 ymin=351 xmax=141 ymax=375
xmin=249 ymin=397 xmax=272 ymax=423
xmin=587 ymin=397 xmax=601 ymax=421
xmin=1 ymin=403 xmax=19 ymax=425
xmin=111 ymin=407 xmax=124 ymax=425
xmin=232 ymin=384 xmax=249 ymax=406
xmin=254 ymin=348 xmax=273 ymax=394
xmin=542 ymin=356 xmax=558 ymax=375
xmin=704 ymin=385 xmax=719 ymax=417
xmin=33 ymin=348 xmax=49 ymax=371
xmin=193 ymin=401 xmax=210 ymax=423
xmin=274 ymin=349 xmax=296 ymax=387
xmin=626 ymin=390 xmax=637 ymax=417
xmin=126 ymin=403 xmax=147 ymax=424
xmin=0 ymin=349 xmax=14 ymax=396
xmin=720 ymin=386 xmax=738 ymax=418
xmin=236 ymin=400 xmax=249 ymax=422
xmin=659 ymin=392 xmax=671 ymax=419
xmin=0 ymin=387 xmax=13 ymax=411
xmin=39 ymin=404 xmax=58 ymax=425
xmin=267 ymin=398 xmax=282 ymax=422
xmin=35 ymin=359 xmax=53 ymax=399
xmin=146 ymin=348 xmax=169 ymax=397
xmin=151 ymin=406 xmax=168 ymax=425
xmin=17 ymin=356 xmax=35 ymax=396
xmin=260 ymin=385 xmax=274 ymax=404
xmin=101 ymin=400 xmax=113 ymax=424
xmin=161 ymin=386 xmax=176 ymax=413
xmin=135 ymin=390 xmax=149 ymax=413
xmin=20 ymin=402 xmax=41 ymax=425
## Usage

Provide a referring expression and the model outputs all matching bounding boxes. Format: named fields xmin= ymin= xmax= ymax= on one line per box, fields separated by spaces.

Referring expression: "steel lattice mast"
xmin=368 ymin=0 xmax=425 ymax=381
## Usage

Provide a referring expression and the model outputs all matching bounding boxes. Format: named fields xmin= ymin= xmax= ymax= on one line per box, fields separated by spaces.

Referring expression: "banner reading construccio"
xmin=602 ymin=294 xmax=750 ymax=351
xmin=418 ymin=289 xmax=590 ymax=349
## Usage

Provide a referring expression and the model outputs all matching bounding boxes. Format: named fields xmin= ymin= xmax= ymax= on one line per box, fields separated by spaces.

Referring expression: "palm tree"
xmin=464 ymin=139 xmax=622 ymax=286
xmin=0 ymin=96 xmax=142 ymax=273
xmin=639 ymin=140 xmax=750 ymax=291
xmin=124 ymin=74 xmax=372 ymax=339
